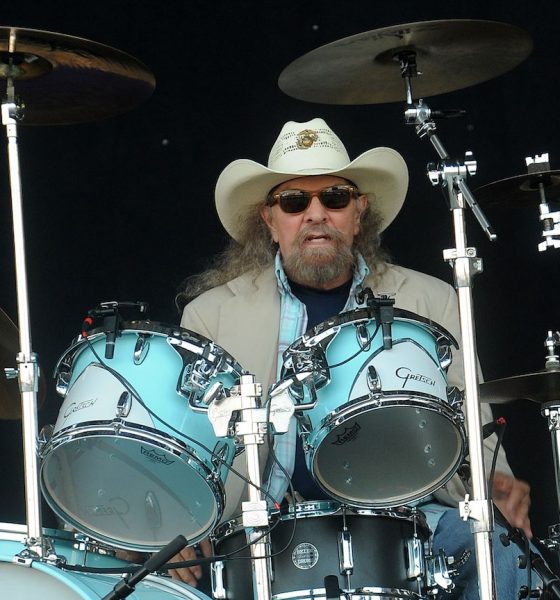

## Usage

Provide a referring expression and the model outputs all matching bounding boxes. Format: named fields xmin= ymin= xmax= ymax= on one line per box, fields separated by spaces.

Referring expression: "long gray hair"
xmin=176 ymin=196 xmax=390 ymax=309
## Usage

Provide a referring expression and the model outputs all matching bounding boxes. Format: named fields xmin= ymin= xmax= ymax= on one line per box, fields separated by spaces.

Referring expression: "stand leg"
xmin=2 ymin=97 xmax=44 ymax=554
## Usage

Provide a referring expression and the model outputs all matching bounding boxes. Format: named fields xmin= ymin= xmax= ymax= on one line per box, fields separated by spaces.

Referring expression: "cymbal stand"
xmin=206 ymin=374 xmax=294 ymax=600
xmin=540 ymin=332 xmax=560 ymax=556
xmin=524 ymin=154 xmax=560 ymax=252
xmin=1 ymin=65 xmax=47 ymax=557
xmin=398 ymin=50 xmax=497 ymax=600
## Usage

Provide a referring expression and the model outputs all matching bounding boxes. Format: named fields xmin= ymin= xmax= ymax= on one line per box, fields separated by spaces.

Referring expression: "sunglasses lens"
xmin=279 ymin=191 xmax=310 ymax=213
xmin=320 ymin=188 xmax=352 ymax=209
xmin=272 ymin=186 xmax=356 ymax=213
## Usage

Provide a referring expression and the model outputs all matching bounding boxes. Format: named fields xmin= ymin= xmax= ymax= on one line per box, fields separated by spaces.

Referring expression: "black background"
xmin=0 ymin=0 xmax=559 ymax=545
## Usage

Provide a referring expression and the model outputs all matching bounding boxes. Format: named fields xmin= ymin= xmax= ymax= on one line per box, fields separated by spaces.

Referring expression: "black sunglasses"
xmin=266 ymin=185 xmax=360 ymax=214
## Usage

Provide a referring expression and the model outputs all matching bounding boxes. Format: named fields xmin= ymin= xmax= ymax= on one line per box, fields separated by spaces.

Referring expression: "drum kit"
xmin=1 ymin=16 xmax=560 ymax=600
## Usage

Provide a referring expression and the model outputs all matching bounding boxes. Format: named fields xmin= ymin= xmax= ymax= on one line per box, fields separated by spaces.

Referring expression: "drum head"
xmin=311 ymin=398 xmax=464 ymax=507
xmin=41 ymin=428 xmax=224 ymax=551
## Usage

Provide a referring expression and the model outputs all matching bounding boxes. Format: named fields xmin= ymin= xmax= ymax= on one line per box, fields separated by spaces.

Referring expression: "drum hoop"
xmin=0 ymin=524 xmax=120 ymax=559
xmin=54 ymin=320 xmax=245 ymax=380
xmin=212 ymin=501 xmax=429 ymax=542
xmin=273 ymin=587 xmax=421 ymax=599
xmin=280 ymin=501 xmax=428 ymax=525
xmin=302 ymin=394 xmax=466 ymax=508
xmin=40 ymin=423 xmax=226 ymax=550
xmin=303 ymin=391 xmax=466 ymax=440
xmin=290 ymin=307 xmax=458 ymax=351
xmin=41 ymin=420 xmax=225 ymax=492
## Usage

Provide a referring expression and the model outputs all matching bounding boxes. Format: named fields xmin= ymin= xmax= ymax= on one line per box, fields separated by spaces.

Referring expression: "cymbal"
xmin=475 ymin=171 xmax=560 ymax=207
xmin=0 ymin=27 xmax=155 ymax=124
xmin=0 ymin=307 xmax=45 ymax=419
xmin=479 ymin=370 xmax=560 ymax=404
xmin=279 ymin=20 xmax=532 ymax=104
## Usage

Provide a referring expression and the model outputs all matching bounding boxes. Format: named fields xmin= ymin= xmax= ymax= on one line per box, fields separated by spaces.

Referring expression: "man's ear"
xmin=260 ymin=205 xmax=278 ymax=243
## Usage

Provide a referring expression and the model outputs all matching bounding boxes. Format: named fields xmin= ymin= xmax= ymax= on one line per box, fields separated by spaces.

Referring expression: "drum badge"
xmin=332 ymin=422 xmax=361 ymax=445
xmin=292 ymin=542 xmax=319 ymax=569
xmin=296 ymin=128 xmax=318 ymax=149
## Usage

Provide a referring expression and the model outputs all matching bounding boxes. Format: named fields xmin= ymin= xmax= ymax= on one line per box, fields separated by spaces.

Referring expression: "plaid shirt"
xmin=263 ymin=252 xmax=370 ymax=503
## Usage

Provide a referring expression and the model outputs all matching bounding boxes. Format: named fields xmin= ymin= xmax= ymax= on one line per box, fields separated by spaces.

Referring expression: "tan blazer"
xmin=181 ymin=263 xmax=512 ymax=517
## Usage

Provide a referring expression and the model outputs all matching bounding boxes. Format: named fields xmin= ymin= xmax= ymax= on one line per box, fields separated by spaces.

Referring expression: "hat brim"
xmin=215 ymin=146 xmax=409 ymax=242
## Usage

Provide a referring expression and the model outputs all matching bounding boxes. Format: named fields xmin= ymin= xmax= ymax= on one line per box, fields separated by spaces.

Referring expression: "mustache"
xmin=294 ymin=224 xmax=346 ymax=246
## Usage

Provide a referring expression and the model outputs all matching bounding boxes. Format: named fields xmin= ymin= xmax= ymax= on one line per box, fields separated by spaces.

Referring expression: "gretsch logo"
xmin=396 ymin=367 xmax=435 ymax=388
xmin=64 ymin=399 xmax=96 ymax=418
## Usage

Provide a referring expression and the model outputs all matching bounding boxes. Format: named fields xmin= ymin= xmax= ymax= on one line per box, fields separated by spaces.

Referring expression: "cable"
xmin=80 ymin=336 xmax=277 ymax=505
xmin=325 ymin=321 xmax=380 ymax=370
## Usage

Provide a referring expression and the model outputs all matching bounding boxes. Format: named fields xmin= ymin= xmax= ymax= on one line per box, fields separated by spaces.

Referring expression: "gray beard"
xmin=282 ymin=225 xmax=356 ymax=288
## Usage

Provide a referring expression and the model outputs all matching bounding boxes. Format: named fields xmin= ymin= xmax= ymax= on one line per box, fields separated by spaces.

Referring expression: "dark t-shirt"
xmin=287 ymin=277 xmax=352 ymax=500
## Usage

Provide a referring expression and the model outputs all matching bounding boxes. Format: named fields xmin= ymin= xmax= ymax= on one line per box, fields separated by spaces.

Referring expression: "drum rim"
xmin=0 ymin=523 xmax=123 ymax=560
xmin=40 ymin=424 xmax=225 ymax=551
xmin=212 ymin=501 xmax=429 ymax=542
xmin=303 ymin=393 xmax=466 ymax=508
xmin=272 ymin=587 xmax=422 ymax=599
xmin=54 ymin=320 xmax=245 ymax=382
xmin=287 ymin=307 xmax=459 ymax=352
xmin=272 ymin=589 xmax=422 ymax=599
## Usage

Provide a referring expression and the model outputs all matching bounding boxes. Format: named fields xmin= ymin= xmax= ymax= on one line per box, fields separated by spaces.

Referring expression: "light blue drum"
xmin=282 ymin=308 xmax=466 ymax=508
xmin=0 ymin=523 xmax=210 ymax=599
xmin=40 ymin=322 xmax=244 ymax=551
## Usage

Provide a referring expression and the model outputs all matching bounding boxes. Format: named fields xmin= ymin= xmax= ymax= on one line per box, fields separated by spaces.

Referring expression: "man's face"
xmin=260 ymin=175 xmax=367 ymax=289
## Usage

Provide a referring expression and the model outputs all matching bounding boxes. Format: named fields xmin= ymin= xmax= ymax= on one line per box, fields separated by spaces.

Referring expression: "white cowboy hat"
xmin=215 ymin=117 xmax=409 ymax=242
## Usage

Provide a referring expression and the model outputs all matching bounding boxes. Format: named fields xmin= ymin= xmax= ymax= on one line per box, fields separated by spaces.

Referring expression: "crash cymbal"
xmin=0 ymin=26 xmax=155 ymax=124
xmin=479 ymin=370 xmax=560 ymax=404
xmin=0 ymin=307 xmax=45 ymax=419
xmin=475 ymin=171 xmax=560 ymax=207
xmin=279 ymin=20 xmax=532 ymax=104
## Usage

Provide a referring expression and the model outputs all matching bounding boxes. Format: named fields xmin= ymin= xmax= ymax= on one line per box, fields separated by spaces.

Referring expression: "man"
xmin=176 ymin=118 xmax=533 ymax=597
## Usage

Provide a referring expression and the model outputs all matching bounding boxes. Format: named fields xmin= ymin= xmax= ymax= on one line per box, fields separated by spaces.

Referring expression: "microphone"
xmin=102 ymin=535 xmax=188 ymax=600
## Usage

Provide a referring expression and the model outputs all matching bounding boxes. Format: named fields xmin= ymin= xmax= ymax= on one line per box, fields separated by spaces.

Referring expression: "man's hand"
xmin=492 ymin=471 xmax=532 ymax=539
xmin=168 ymin=538 xmax=213 ymax=587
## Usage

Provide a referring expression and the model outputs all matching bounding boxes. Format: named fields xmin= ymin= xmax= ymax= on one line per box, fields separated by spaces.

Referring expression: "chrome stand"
xmin=207 ymin=374 xmax=294 ymax=600
xmin=2 ymin=73 xmax=46 ymax=558
xmin=540 ymin=332 xmax=560 ymax=550
xmin=398 ymin=51 xmax=497 ymax=600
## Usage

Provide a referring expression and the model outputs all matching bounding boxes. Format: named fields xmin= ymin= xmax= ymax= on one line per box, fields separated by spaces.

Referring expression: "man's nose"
xmin=303 ymin=194 xmax=327 ymax=221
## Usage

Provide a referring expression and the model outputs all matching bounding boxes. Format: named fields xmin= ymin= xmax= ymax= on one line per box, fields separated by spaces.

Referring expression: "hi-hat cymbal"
xmin=475 ymin=171 xmax=560 ymax=207
xmin=279 ymin=20 xmax=532 ymax=105
xmin=0 ymin=26 xmax=155 ymax=124
xmin=479 ymin=370 xmax=560 ymax=404
xmin=0 ymin=307 xmax=45 ymax=419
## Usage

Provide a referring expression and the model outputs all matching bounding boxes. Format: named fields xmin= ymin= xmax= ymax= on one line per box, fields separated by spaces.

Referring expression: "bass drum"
xmin=0 ymin=523 xmax=211 ymax=599
xmin=41 ymin=321 xmax=244 ymax=551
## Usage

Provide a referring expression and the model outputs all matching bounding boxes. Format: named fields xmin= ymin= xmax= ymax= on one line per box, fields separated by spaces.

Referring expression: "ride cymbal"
xmin=0 ymin=26 xmax=155 ymax=124
xmin=279 ymin=20 xmax=532 ymax=104
xmin=479 ymin=370 xmax=560 ymax=404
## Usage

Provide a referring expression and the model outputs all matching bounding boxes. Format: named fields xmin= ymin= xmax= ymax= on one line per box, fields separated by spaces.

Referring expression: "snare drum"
xmin=282 ymin=308 xmax=466 ymax=508
xmin=212 ymin=501 xmax=430 ymax=599
xmin=40 ymin=322 xmax=244 ymax=551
